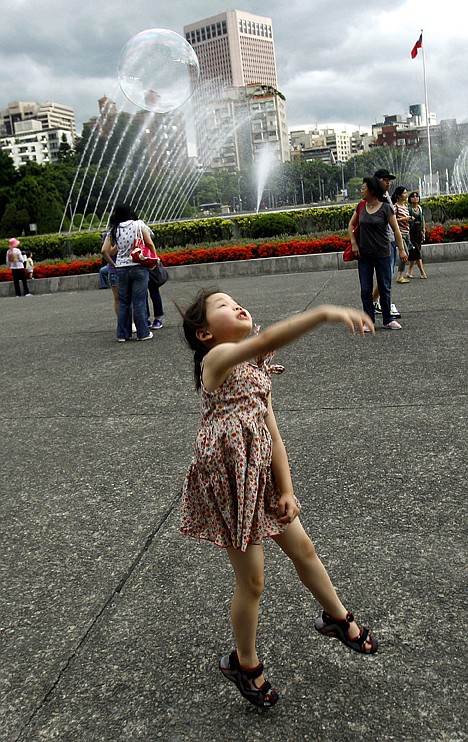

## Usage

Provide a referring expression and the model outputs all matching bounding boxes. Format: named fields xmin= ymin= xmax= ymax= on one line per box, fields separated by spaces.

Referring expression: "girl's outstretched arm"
xmin=204 ymin=305 xmax=373 ymax=390
xmin=265 ymin=396 xmax=299 ymax=525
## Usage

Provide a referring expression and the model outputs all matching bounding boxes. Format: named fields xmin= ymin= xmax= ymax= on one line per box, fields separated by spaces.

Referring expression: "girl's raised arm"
xmin=204 ymin=305 xmax=373 ymax=390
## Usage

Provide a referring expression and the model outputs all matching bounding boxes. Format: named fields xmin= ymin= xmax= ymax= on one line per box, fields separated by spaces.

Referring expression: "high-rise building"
xmin=183 ymin=10 xmax=289 ymax=171
xmin=184 ymin=10 xmax=277 ymax=90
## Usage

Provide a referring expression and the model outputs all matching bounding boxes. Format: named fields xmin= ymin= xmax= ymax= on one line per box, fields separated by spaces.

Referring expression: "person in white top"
xmin=6 ymin=238 xmax=31 ymax=297
xmin=102 ymin=203 xmax=157 ymax=342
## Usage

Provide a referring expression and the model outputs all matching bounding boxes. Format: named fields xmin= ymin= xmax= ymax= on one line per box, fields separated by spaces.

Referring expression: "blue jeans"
xmin=358 ymin=254 xmax=393 ymax=325
xmin=390 ymin=241 xmax=398 ymax=276
xmin=99 ymin=264 xmax=110 ymax=289
xmin=116 ymin=266 xmax=150 ymax=340
xmin=148 ymin=278 xmax=164 ymax=318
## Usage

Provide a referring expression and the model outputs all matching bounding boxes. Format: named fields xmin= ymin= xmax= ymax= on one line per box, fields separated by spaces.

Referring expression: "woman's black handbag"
xmin=149 ymin=260 xmax=169 ymax=287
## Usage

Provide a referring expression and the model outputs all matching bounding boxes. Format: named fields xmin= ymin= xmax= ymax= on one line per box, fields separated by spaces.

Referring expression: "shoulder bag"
xmin=343 ymin=200 xmax=366 ymax=261
xmin=130 ymin=222 xmax=159 ymax=269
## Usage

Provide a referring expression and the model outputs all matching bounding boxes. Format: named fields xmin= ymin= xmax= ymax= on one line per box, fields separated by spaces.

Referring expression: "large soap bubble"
xmin=118 ymin=28 xmax=199 ymax=114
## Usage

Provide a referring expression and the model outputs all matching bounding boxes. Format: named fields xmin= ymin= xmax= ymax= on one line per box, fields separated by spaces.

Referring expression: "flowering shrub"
xmin=0 ymin=257 xmax=102 ymax=283
xmin=0 ymin=226 xmax=466 ymax=283
xmin=425 ymin=226 xmax=445 ymax=243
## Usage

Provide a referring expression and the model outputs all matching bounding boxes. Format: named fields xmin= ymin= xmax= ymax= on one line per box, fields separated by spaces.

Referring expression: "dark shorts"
xmin=408 ymin=247 xmax=421 ymax=260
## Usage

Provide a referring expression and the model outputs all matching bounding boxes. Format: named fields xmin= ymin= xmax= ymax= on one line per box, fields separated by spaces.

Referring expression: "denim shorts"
xmin=109 ymin=272 xmax=118 ymax=287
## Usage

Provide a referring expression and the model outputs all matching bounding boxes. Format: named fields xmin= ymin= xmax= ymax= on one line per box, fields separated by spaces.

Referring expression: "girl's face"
xmin=203 ymin=292 xmax=252 ymax=344
xmin=410 ymin=193 xmax=420 ymax=204
xmin=399 ymin=189 xmax=408 ymax=202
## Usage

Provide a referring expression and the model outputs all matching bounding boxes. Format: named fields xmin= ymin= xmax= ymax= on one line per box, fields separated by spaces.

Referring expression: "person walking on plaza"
xmin=6 ymin=238 xmax=31 ymax=297
xmin=392 ymin=186 xmax=412 ymax=283
xmin=102 ymin=204 xmax=156 ymax=342
xmin=372 ymin=169 xmax=401 ymax=318
xmin=407 ymin=191 xmax=428 ymax=278
xmin=348 ymin=176 xmax=407 ymax=330
xmin=179 ymin=288 xmax=378 ymax=709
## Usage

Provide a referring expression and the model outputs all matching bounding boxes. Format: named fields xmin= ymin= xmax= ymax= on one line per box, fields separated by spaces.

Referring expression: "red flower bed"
xmin=0 ymin=227 xmax=466 ymax=283
xmin=0 ymin=257 xmax=102 ymax=282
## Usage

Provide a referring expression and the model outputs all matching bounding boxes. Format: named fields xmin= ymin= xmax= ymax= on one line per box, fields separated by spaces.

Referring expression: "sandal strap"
xmin=243 ymin=662 xmax=264 ymax=680
xmin=322 ymin=610 xmax=354 ymax=628
xmin=230 ymin=651 xmax=264 ymax=680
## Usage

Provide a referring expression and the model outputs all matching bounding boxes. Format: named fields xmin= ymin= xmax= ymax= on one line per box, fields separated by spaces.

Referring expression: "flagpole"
xmin=420 ymin=29 xmax=433 ymax=195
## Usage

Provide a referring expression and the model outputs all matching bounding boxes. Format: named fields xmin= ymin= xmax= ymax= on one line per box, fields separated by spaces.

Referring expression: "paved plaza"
xmin=1 ymin=262 xmax=467 ymax=741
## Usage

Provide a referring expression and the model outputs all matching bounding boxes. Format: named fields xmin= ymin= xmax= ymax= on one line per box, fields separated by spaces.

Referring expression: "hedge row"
xmin=1 ymin=194 xmax=468 ymax=263
xmin=1 ymin=223 xmax=467 ymax=283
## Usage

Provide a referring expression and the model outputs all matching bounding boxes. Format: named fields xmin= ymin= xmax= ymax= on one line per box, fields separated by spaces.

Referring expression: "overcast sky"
xmin=1 ymin=0 xmax=465 ymax=135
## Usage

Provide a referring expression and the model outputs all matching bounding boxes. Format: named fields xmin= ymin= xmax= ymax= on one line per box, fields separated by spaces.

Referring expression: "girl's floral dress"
xmin=181 ymin=357 xmax=298 ymax=552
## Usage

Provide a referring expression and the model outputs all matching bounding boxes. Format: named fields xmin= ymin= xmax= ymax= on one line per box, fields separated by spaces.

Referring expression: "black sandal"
xmin=219 ymin=650 xmax=279 ymax=708
xmin=315 ymin=611 xmax=378 ymax=655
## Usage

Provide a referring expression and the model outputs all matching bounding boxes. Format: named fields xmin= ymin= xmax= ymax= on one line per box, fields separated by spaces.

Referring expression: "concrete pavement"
xmin=1 ymin=262 xmax=467 ymax=741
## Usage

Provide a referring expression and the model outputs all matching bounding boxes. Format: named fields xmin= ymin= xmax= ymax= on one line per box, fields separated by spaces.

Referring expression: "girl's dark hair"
xmin=109 ymin=202 xmax=138 ymax=245
xmin=362 ymin=176 xmax=385 ymax=201
xmin=177 ymin=287 xmax=220 ymax=390
xmin=391 ymin=186 xmax=407 ymax=204
xmin=408 ymin=191 xmax=420 ymax=201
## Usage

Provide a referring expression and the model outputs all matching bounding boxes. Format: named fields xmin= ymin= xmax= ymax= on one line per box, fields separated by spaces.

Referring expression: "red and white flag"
xmin=411 ymin=33 xmax=423 ymax=59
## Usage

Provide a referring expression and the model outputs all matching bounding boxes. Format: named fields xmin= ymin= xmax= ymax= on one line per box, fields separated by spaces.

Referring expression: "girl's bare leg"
xmin=226 ymin=544 xmax=266 ymax=684
xmin=417 ymin=259 xmax=427 ymax=277
xmin=407 ymin=261 xmax=415 ymax=277
xmin=272 ymin=519 xmax=372 ymax=650
xmin=111 ymin=286 xmax=119 ymax=316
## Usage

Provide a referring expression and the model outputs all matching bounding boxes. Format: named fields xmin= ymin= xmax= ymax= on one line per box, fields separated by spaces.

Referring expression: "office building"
xmin=184 ymin=10 xmax=289 ymax=170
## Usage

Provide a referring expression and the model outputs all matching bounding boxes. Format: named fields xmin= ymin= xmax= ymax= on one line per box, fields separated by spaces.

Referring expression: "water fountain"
xmin=453 ymin=145 xmax=468 ymax=194
xmin=255 ymin=145 xmax=277 ymax=212
xmin=60 ymin=28 xmax=280 ymax=232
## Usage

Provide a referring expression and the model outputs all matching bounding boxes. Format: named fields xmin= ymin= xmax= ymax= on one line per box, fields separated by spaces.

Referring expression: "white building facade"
xmin=1 ymin=120 xmax=75 ymax=167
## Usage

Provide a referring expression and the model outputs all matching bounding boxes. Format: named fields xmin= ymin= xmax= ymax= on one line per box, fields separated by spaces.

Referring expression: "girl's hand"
xmin=322 ymin=305 xmax=375 ymax=336
xmin=277 ymin=493 xmax=300 ymax=524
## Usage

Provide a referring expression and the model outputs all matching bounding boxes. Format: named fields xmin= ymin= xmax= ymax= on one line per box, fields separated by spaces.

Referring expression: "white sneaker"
xmin=139 ymin=331 xmax=153 ymax=341
xmin=390 ymin=303 xmax=401 ymax=318
xmin=131 ymin=323 xmax=137 ymax=333
xmin=383 ymin=320 xmax=402 ymax=330
xmin=363 ymin=324 xmax=372 ymax=333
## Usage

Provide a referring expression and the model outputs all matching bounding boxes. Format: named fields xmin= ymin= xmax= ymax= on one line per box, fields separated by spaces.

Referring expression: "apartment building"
xmin=1 ymin=100 xmax=76 ymax=140
xmin=1 ymin=120 xmax=75 ymax=167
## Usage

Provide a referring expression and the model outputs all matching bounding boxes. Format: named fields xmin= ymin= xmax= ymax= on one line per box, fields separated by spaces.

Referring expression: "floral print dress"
xmin=181 ymin=358 xmax=295 ymax=552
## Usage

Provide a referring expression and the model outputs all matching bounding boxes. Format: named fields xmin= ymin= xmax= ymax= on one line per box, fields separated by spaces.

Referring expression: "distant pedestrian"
xmin=178 ymin=288 xmax=378 ymax=709
xmin=391 ymin=186 xmax=412 ymax=283
xmin=372 ymin=169 xmax=401 ymax=319
xmin=25 ymin=252 xmax=34 ymax=280
xmin=147 ymin=268 xmax=165 ymax=330
xmin=6 ymin=238 xmax=31 ymax=297
xmin=407 ymin=191 xmax=428 ymax=279
xmin=101 ymin=204 xmax=156 ymax=342
xmin=348 ymin=177 xmax=407 ymax=330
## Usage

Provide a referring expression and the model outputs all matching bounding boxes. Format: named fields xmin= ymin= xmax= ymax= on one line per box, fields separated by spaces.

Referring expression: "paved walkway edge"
xmin=1 ymin=240 xmax=467 ymax=297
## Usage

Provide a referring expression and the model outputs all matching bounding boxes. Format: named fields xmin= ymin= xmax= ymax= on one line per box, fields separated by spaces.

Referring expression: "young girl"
xmin=392 ymin=186 xmax=412 ymax=283
xmin=179 ymin=288 xmax=378 ymax=709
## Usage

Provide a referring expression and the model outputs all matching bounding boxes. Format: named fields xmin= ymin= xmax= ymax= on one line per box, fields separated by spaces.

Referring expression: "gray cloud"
xmin=1 ymin=0 xmax=466 ymax=133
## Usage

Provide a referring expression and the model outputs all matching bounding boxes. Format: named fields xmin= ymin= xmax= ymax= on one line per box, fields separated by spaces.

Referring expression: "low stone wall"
xmin=1 ymin=241 xmax=467 ymax=297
